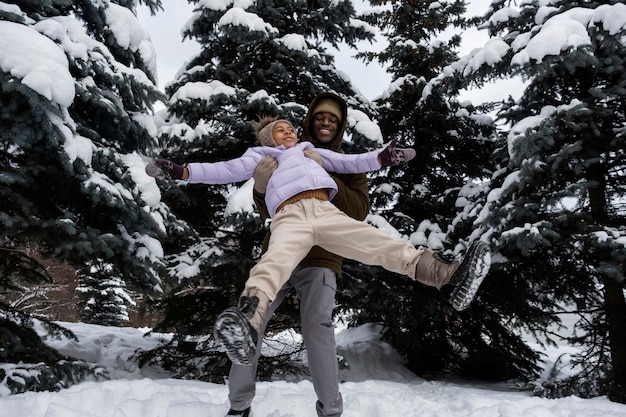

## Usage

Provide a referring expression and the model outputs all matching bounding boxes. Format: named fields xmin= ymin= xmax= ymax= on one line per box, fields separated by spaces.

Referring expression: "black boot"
xmin=226 ymin=407 xmax=250 ymax=417
xmin=214 ymin=290 xmax=269 ymax=366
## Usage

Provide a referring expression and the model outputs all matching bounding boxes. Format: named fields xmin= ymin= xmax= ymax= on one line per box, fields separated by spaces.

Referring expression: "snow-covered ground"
xmin=1 ymin=321 xmax=625 ymax=417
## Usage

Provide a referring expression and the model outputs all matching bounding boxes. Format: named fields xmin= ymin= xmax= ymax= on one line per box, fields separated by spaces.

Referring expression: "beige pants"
xmin=245 ymin=198 xmax=428 ymax=300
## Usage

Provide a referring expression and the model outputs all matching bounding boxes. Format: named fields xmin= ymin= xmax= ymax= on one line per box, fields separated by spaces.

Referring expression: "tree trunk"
xmin=603 ymin=277 xmax=626 ymax=403
xmin=588 ymin=160 xmax=626 ymax=403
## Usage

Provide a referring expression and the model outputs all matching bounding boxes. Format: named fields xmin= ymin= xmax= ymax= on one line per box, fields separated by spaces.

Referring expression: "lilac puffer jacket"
xmin=187 ymin=142 xmax=381 ymax=218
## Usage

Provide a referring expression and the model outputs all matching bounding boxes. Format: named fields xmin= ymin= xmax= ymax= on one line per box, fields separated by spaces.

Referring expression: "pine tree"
xmin=0 ymin=0 xmax=188 ymax=392
xmin=77 ymin=259 xmax=136 ymax=326
xmin=146 ymin=0 xmax=386 ymax=378
xmin=340 ymin=0 xmax=541 ymax=381
xmin=437 ymin=0 xmax=626 ymax=402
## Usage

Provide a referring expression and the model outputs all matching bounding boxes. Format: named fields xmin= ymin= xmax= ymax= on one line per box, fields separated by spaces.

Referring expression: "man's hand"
xmin=253 ymin=156 xmax=278 ymax=194
xmin=303 ymin=149 xmax=323 ymax=166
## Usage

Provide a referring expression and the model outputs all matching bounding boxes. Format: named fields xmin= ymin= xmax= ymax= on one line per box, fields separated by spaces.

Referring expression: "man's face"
xmin=312 ymin=112 xmax=339 ymax=144
xmin=272 ymin=121 xmax=298 ymax=148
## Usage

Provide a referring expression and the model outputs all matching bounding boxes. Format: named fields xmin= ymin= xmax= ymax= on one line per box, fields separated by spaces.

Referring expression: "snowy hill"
xmin=1 ymin=322 xmax=625 ymax=417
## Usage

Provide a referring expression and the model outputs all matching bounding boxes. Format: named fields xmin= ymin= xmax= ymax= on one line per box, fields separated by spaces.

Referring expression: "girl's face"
xmin=272 ymin=121 xmax=298 ymax=148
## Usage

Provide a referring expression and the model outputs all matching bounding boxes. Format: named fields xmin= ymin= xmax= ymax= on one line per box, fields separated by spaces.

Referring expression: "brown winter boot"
xmin=214 ymin=289 xmax=270 ymax=366
xmin=415 ymin=241 xmax=491 ymax=311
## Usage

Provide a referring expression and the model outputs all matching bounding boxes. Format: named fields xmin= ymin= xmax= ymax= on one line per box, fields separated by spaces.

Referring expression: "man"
xmin=225 ymin=92 xmax=366 ymax=417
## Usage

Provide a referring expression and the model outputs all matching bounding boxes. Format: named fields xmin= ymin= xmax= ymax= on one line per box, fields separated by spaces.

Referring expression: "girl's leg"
xmin=244 ymin=202 xmax=317 ymax=300
xmin=311 ymin=200 xmax=490 ymax=295
xmin=215 ymin=201 xmax=318 ymax=366
xmin=227 ymin=282 xmax=292 ymax=411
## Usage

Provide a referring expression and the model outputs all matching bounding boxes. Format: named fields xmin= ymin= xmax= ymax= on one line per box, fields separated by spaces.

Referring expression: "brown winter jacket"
xmin=252 ymin=92 xmax=370 ymax=275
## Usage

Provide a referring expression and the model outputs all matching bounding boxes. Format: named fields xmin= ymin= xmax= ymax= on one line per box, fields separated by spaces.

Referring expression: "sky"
xmin=136 ymin=0 xmax=519 ymax=104
xmin=1 ymin=320 xmax=626 ymax=417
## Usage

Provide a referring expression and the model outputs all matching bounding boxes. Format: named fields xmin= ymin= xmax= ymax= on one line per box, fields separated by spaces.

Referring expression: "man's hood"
xmin=302 ymin=92 xmax=348 ymax=152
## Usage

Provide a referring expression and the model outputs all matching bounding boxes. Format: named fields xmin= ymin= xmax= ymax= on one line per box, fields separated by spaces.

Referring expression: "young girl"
xmin=147 ymin=117 xmax=491 ymax=367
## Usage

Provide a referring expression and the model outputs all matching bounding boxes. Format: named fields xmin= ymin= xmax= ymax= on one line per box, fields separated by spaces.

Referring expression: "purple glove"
xmin=378 ymin=139 xmax=416 ymax=166
xmin=145 ymin=159 xmax=185 ymax=180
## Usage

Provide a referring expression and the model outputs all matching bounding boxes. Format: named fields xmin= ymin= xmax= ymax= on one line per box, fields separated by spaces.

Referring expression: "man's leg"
xmin=293 ymin=266 xmax=343 ymax=417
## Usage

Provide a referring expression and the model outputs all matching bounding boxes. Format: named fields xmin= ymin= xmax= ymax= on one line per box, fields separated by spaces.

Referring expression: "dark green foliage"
xmin=1 ymin=0 xmax=174 ymax=304
xmin=1 ymin=0 xmax=183 ymax=394
xmin=341 ymin=0 xmax=544 ymax=383
xmin=441 ymin=0 xmax=626 ymax=402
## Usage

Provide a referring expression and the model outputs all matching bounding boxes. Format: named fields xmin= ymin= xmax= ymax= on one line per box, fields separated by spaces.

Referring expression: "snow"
xmin=170 ymin=80 xmax=238 ymax=103
xmin=277 ymin=34 xmax=321 ymax=59
xmin=0 ymin=21 xmax=74 ymax=107
xmin=218 ymin=7 xmax=278 ymax=36
xmin=104 ymin=2 xmax=148 ymax=53
xmin=103 ymin=2 xmax=158 ymax=79
xmin=511 ymin=9 xmax=592 ymax=66
xmin=507 ymin=100 xmax=584 ymax=159
xmin=199 ymin=0 xmax=255 ymax=11
xmin=278 ymin=33 xmax=308 ymax=51
xmin=501 ymin=222 xmax=543 ymax=240
xmin=1 ymin=321 xmax=625 ymax=417
xmin=64 ymin=135 xmax=96 ymax=165
xmin=167 ymin=237 xmax=225 ymax=281
xmin=425 ymin=3 xmax=626 ymax=103
xmin=121 ymin=153 xmax=162 ymax=209
xmin=225 ymin=178 xmax=257 ymax=217
xmin=0 ymin=1 xmax=159 ymax=108
xmin=347 ymin=109 xmax=384 ymax=144
xmin=348 ymin=17 xmax=377 ymax=37
xmin=593 ymin=3 xmax=626 ymax=35
xmin=488 ymin=6 xmax=520 ymax=25
xmin=511 ymin=4 xmax=626 ymax=63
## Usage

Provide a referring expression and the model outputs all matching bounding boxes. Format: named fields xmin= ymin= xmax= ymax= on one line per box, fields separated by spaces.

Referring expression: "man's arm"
xmin=252 ymin=156 xmax=278 ymax=219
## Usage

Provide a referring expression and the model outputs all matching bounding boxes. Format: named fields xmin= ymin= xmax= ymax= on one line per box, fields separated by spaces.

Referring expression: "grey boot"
xmin=415 ymin=241 xmax=491 ymax=311
xmin=414 ymin=249 xmax=460 ymax=289
xmin=214 ymin=289 xmax=270 ymax=366
xmin=447 ymin=241 xmax=491 ymax=311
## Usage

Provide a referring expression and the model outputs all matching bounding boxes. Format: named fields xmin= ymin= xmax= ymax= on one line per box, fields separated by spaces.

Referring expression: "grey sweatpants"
xmin=228 ymin=266 xmax=343 ymax=417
